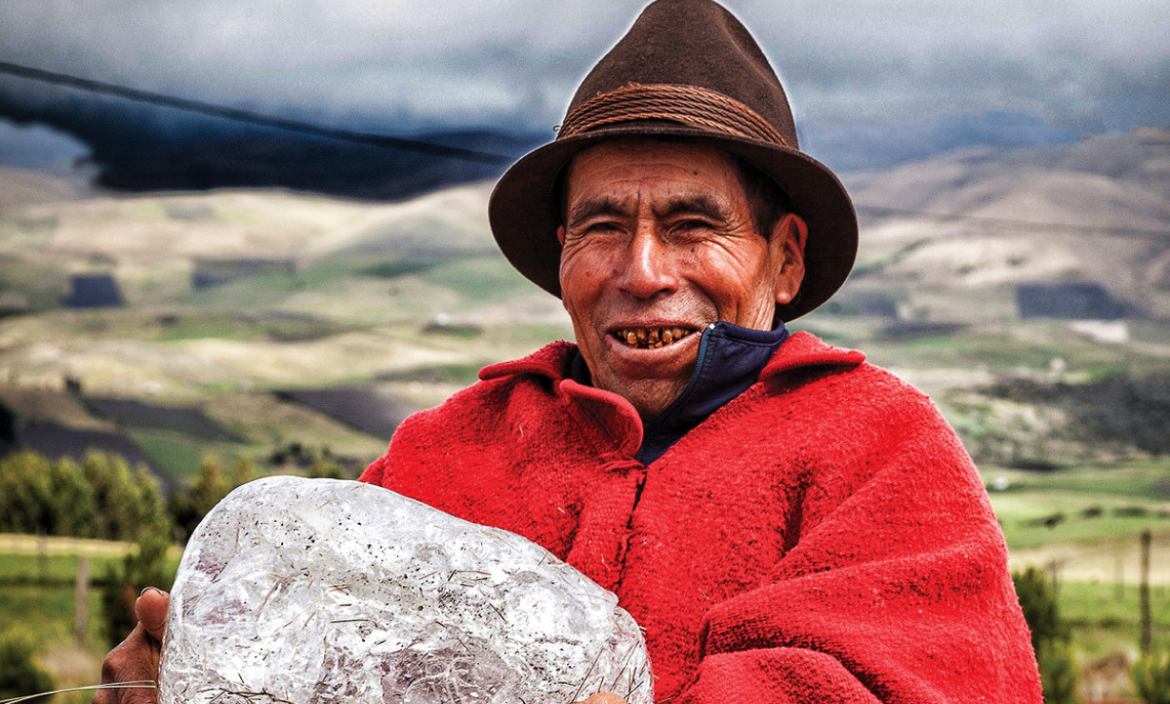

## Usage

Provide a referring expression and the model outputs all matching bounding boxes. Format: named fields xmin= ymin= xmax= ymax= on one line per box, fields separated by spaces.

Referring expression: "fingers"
xmin=95 ymin=623 xmax=161 ymax=704
xmin=96 ymin=588 xmax=168 ymax=704
xmin=575 ymin=694 xmax=630 ymax=704
xmin=135 ymin=588 xmax=170 ymax=643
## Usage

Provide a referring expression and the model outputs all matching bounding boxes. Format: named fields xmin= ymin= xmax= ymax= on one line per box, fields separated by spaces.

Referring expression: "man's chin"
xmin=594 ymin=376 xmax=690 ymax=422
xmin=582 ymin=332 xmax=702 ymax=419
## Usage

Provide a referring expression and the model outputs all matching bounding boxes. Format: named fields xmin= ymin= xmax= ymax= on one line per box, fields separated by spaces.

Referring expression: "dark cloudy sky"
xmin=1 ymin=0 xmax=1168 ymax=176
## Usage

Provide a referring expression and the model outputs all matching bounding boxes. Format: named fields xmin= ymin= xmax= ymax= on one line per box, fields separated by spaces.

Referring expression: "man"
xmin=99 ymin=1 xmax=1043 ymax=702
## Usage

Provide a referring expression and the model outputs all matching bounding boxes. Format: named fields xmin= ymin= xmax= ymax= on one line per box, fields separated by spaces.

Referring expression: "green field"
xmin=1 ymin=549 xmax=184 ymax=704
xmin=1060 ymin=580 xmax=1170 ymax=661
xmin=1 ymin=553 xmax=137 ymax=704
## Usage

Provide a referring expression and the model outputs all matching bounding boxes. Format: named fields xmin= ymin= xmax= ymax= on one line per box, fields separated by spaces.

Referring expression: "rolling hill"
xmin=0 ymin=125 xmax=1167 ymax=485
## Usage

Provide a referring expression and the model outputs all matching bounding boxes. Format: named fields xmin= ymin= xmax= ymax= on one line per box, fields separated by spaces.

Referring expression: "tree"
xmin=1 ymin=450 xmax=167 ymax=542
xmin=0 ymin=451 xmax=55 ymax=535
xmin=46 ymin=458 xmax=96 ymax=538
xmin=231 ymin=457 xmax=256 ymax=487
xmin=82 ymin=452 xmax=144 ymax=541
xmin=131 ymin=466 xmax=169 ymax=537
xmin=0 ymin=452 xmax=98 ymax=539
xmin=100 ymin=527 xmax=175 ymax=646
xmin=168 ymin=456 xmax=233 ymax=544
xmin=307 ymin=452 xmax=345 ymax=479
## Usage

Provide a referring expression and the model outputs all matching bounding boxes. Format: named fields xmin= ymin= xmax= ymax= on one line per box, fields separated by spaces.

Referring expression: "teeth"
xmin=615 ymin=327 xmax=694 ymax=349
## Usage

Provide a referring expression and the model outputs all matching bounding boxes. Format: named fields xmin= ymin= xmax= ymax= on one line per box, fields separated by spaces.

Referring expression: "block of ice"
xmin=158 ymin=477 xmax=651 ymax=704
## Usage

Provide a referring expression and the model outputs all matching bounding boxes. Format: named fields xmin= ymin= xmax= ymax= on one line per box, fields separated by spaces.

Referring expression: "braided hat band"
xmin=558 ymin=83 xmax=790 ymax=147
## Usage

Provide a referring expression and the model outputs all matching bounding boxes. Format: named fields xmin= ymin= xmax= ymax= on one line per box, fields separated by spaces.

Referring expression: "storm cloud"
xmin=1 ymin=0 xmax=1166 ymax=133
xmin=0 ymin=0 xmax=1166 ymax=195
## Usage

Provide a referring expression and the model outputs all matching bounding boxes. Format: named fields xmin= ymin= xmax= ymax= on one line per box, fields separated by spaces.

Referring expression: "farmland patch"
xmin=275 ymin=386 xmax=415 ymax=439
xmin=83 ymin=397 xmax=240 ymax=442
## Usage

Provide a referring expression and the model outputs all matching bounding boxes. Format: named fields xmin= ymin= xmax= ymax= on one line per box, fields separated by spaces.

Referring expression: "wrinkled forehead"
xmin=558 ymin=137 xmax=749 ymax=213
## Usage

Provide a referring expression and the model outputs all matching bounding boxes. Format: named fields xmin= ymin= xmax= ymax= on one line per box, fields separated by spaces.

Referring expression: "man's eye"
xmin=675 ymin=219 xmax=713 ymax=233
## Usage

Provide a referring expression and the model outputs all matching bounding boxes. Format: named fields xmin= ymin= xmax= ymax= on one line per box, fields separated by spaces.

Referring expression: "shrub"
xmin=1133 ymin=651 xmax=1170 ymax=704
xmin=1040 ymin=640 xmax=1081 ymax=704
xmin=0 ymin=628 xmax=55 ymax=702
xmin=1013 ymin=567 xmax=1080 ymax=703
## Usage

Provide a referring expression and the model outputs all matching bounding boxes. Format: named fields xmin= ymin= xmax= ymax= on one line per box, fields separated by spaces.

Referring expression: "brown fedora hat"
xmin=488 ymin=0 xmax=857 ymax=321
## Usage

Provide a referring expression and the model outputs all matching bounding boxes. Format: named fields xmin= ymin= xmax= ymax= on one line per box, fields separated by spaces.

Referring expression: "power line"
xmin=0 ymin=60 xmax=515 ymax=166
xmin=855 ymin=204 xmax=1168 ymax=238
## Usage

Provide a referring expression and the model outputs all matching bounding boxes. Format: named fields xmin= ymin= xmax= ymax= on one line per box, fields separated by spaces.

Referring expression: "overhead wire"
xmin=0 ymin=60 xmax=514 ymax=166
xmin=854 ymin=205 xmax=1168 ymax=238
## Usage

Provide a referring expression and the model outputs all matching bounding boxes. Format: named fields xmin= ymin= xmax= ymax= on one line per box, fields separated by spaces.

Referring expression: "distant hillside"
xmin=841 ymin=126 xmax=1170 ymax=319
xmin=800 ymin=110 xmax=1081 ymax=173
xmin=0 ymin=177 xmax=495 ymax=266
xmin=0 ymin=165 xmax=93 ymax=208
xmin=3 ymin=126 xmax=1169 ymax=323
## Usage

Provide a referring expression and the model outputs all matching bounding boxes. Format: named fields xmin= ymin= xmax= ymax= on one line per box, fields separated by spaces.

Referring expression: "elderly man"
xmin=100 ymin=0 xmax=1042 ymax=702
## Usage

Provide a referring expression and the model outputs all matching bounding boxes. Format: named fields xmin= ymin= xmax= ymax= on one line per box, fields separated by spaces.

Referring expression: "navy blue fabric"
xmin=568 ymin=321 xmax=789 ymax=465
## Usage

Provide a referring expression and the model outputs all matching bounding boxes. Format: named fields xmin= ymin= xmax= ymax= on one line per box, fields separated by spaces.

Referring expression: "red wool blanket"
xmin=361 ymin=333 xmax=1042 ymax=703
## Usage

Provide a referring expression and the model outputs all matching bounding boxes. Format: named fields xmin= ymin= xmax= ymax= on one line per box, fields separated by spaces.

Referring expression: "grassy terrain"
xmin=987 ymin=461 xmax=1170 ymax=550
xmin=1 ymin=554 xmax=118 ymax=704
xmin=0 ymin=552 xmax=122 ymax=582
xmin=126 ymin=429 xmax=241 ymax=481
xmin=1061 ymin=580 xmax=1170 ymax=661
xmin=423 ymin=256 xmax=533 ymax=304
xmin=0 ymin=584 xmax=108 ymax=703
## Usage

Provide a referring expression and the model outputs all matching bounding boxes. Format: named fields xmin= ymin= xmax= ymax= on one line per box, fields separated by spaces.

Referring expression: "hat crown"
xmin=566 ymin=0 xmax=798 ymax=150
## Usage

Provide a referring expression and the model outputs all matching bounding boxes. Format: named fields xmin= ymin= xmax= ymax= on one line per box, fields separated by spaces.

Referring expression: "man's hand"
xmin=94 ymin=587 xmax=169 ymax=704
xmin=574 ymin=694 xmax=630 ymax=704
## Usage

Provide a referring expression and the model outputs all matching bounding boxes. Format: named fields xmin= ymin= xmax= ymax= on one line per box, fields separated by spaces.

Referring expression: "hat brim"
xmin=488 ymin=122 xmax=857 ymax=322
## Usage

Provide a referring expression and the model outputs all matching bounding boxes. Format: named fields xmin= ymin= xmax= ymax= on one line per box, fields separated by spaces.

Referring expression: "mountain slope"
xmin=840 ymin=126 xmax=1170 ymax=318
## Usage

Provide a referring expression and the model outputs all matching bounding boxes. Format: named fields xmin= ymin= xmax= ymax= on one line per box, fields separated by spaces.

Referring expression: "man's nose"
xmin=616 ymin=224 xmax=678 ymax=299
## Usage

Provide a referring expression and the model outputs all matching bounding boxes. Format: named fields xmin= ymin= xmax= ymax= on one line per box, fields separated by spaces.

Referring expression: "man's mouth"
xmin=612 ymin=326 xmax=697 ymax=349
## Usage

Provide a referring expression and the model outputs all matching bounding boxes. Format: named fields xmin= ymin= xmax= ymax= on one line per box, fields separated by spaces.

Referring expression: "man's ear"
xmin=770 ymin=213 xmax=807 ymax=306
xmin=556 ymin=225 xmax=567 ymax=247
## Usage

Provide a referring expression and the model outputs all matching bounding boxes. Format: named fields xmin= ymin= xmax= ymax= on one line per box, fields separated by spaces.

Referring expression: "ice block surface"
xmin=159 ymin=477 xmax=651 ymax=704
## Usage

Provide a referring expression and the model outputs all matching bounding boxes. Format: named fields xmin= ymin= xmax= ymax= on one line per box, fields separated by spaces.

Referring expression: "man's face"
xmin=557 ymin=139 xmax=806 ymax=421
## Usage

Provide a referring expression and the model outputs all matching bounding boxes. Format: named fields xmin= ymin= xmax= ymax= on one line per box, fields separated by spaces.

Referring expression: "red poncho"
xmin=360 ymin=333 xmax=1042 ymax=703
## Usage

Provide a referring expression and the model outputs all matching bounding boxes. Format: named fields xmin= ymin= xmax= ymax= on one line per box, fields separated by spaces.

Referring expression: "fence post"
xmin=1140 ymin=529 xmax=1152 ymax=657
xmin=37 ymin=529 xmax=48 ymax=582
xmin=75 ymin=556 xmax=90 ymax=648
